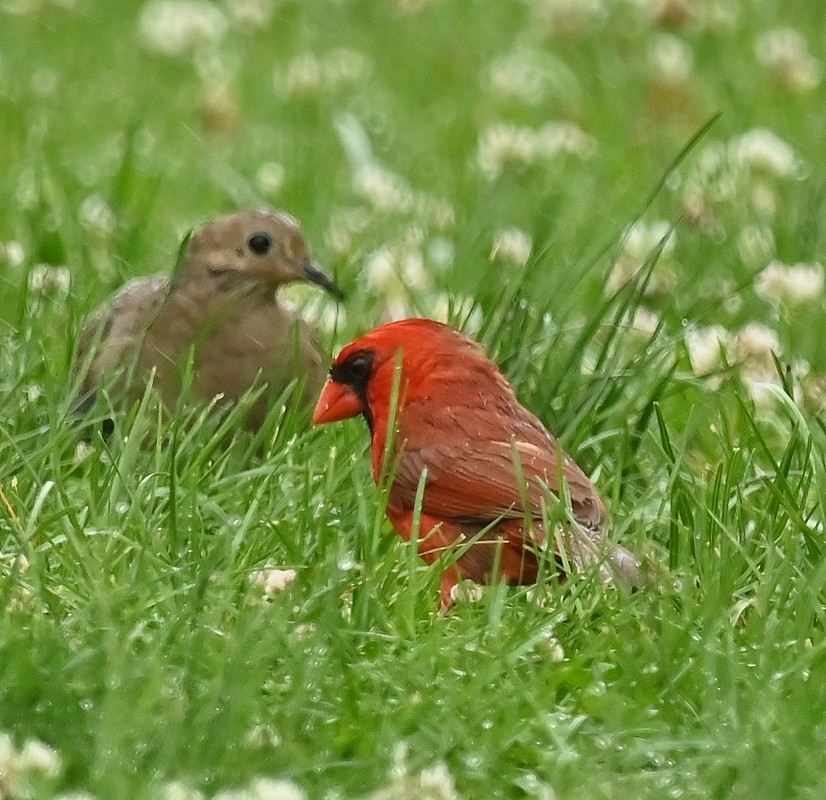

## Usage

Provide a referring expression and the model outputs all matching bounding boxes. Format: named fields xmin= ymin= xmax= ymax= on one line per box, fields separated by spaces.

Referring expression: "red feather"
xmin=314 ymin=319 xmax=641 ymax=610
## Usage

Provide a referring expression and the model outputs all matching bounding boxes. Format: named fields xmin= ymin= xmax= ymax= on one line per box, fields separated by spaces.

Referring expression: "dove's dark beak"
xmin=303 ymin=260 xmax=344 ymax=301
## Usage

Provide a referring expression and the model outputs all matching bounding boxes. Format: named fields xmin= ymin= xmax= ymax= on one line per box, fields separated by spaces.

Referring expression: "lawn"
xmin=1 ymin=0 xmax=826 ymax=798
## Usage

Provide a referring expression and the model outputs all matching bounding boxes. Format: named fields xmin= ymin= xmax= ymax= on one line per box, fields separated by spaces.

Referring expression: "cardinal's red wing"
xmin=390 ymin=388 xmax=604 ymax=526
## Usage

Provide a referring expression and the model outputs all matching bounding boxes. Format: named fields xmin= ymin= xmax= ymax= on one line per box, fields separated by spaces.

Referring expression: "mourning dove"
xmin=75 ymin=209 xmax=343 ymax=432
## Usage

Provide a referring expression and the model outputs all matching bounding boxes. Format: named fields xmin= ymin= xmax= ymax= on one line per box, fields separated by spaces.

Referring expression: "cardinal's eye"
xmin=348 ymin=354 xmax=371 ymax=380
xmin=331 ymin=350 xmax=374 ymax=388
xmin=247 ymin=232 xmax=272 ymax=255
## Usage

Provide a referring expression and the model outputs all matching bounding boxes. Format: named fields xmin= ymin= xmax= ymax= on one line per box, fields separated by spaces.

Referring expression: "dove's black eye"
xmin=247 ymin=232 xmax=273 ymax=255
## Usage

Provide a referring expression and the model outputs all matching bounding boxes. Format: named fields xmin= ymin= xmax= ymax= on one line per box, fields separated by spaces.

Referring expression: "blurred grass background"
xmin=2 ymin=1 xmax=826 ymax=798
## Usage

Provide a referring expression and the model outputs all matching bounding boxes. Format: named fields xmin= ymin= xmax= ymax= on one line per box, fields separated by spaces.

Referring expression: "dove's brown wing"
xmin=73 ymin=274 xmax=170 ymax=411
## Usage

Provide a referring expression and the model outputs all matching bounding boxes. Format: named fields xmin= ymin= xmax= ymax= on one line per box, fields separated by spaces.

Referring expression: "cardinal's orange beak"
xmin=313 ymin=379 xmax=364 ymax=424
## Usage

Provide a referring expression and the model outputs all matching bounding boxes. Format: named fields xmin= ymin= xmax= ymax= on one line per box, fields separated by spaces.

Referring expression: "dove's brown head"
xmin=183 ymin=209 xmax=343 ymax=299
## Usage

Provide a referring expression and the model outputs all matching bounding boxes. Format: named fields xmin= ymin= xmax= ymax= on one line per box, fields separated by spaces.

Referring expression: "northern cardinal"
xmin=313 ymin=318 xmax=641 ymax=610
xmin=75 ymin=210 xmax=342 ymax=431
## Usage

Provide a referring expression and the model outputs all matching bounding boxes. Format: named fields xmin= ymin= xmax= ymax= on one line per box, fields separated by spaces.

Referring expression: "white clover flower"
xmin=243 ymin=723 xmax=281 ymax=749
xmin=414 ymin=196 xmax=455 ymax=230
xmin=249 ymin=567 xmax=297 ymax=597
xmin=534 ymin=121 xmax=595 ymax=159
xmin=532 ymin=0 xmax=606 ymax=34
xmin=163 ymin=781 xmax=206 ymax=800
xmin=398 ymin=247 xmax=429 ymax=290
xmin=362 ymin=228 xmax=467 ymax=321
xmin=755 ymin=261 xmax=824 ymax=306
xmin=448 ymin=580 xmax=483 ymax=605
xmin=0 ymin=731 xmax=17 ymax=773
xmin=255 ymin=162 xmax=285 ymax=196
xmin=369 ymin=741 xmax=460 ymax=800
xmin=354 ymin=164 xmax=415 ymax=214
xmin=248 ymin=777 xmax=307 ymax=800
xmin=685 ymin=325 xmax=730 ymax=375
xmin=306 ymin=296 xmax=344 ymax=335
xmin=0 ymin=735 xmax=61 ymax=796
xmin=737 ymin=225 xmax=775 ymax=268
xmin=280 ymin=53 xmax=322 ymax=95
xmin=755 ymin=28 xmax=822 ymax=92
xmin=323 ymin=48 xmax=370 ymax=87
xmin=627 ymin=307 xmax=661 ymax=341
xmin=1 ymin=239 xmax=25 ymax=266
xmin=364 ymin=239 xmax=430 ymax=295
xmin=424 ymin=294 xmax=483 ymax=336
xmin=79 ymin=194 xmax=116 ymax=235
xmin=365 ymin=248 xmax=403 ymax=294
xmin=138 ymin=0 xmax=227 ymax=57
xmin=277 ymin=49 xmax=369 ymax=96
xmin=426 ymin=237 xmax=454 ymax=269
xmin=649 ymin=34 xmax=693 ymax=83
xmin=490 ymin=227 xmax=532 ymax=267
xmin=225 ymin=0 xmax=274 ymax=28
xmin=417 ymin=763 xmax=459 ymax=798
xmin=213 ymin=790 xmax=253 ymax=800
xmin=28 ymin=264 xmax=71 ymax=296
xmin=684 ymin=129 xmax=804 ymax=232
xmin=18 ymin=739 xmax=61 ymax=778
xmin=622 ymin=220 xmax=676 ymax=262
xmin=694 ymin=140 xmax=726 ymax=182
xmin=536 ymin=630 xmax=566 ymax=662
xmin=732 ymin=323 xmax=781 ymax=372
xmin=606 ymin=221 xmax=676 ymax=295
xmin=749 ymin=180 xmax=778 ymax=216
xmin=703 ymin=0 xmax=739 ymax=30
xmin=730 ymin=129 xmax=801 ymax=178
xmin=324 ymin=208 xmax=372 ymax=255
xmin=487 ymin=48 xmax=548 ymax=105
xmin=741 ymin=372 xmax=783 ymax=409
xmin=477 ymin=123 xmax=536 ymax=179
xmin=477 ymin=121 xmax=594 ymax=180
xmin=802 ymin=370 xmax=826 ymax=413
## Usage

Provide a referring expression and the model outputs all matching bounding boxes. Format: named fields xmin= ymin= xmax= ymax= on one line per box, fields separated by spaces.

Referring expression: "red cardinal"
xmin=313 ymin=319 xmax=640 ymax=610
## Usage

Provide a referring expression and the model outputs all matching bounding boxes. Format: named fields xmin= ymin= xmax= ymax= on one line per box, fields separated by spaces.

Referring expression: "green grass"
xmin=2 ymin=0 xmax=826 ymax=798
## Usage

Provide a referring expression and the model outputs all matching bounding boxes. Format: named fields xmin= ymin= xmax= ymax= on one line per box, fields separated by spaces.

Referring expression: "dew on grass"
xmin=515 ymin=771 xmax=555 ymax=800
xmin=337 ymin=555 xmax=356 ymax=571
xmin=461 ymin=751 xmax=483 ymax=770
